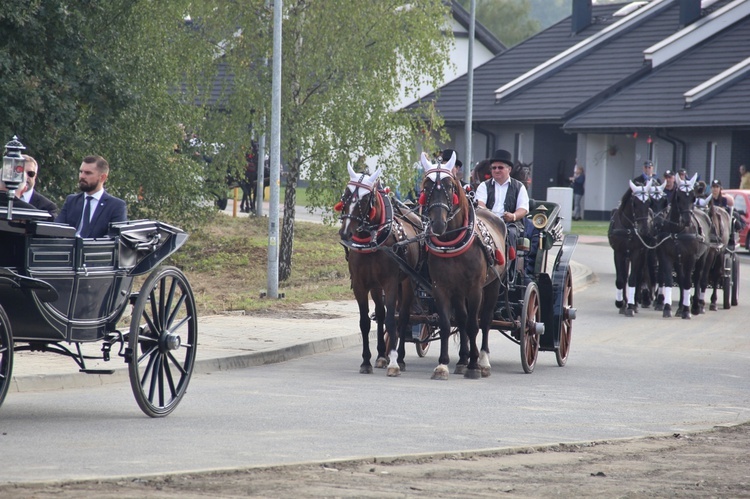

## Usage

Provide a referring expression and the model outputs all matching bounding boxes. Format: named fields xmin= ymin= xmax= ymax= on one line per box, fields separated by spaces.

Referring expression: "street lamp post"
xmin=2 ymin=136 xmax=27 ymax=220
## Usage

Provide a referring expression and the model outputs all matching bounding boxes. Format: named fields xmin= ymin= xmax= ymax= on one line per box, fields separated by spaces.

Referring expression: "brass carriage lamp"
xmin=2 ymin=136 xmax=27 ymax=220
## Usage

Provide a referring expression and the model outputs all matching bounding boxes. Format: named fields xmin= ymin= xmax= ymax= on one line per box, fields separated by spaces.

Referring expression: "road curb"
xmin=10 ymin=333 xmax=363 ymax=394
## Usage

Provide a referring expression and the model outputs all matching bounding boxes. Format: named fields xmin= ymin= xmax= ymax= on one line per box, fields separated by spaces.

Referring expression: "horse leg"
xmin=477 ymin=280 xmax=500 ymax=378
xmin=452 ymin=296 xmax=470 ymax=375
xmin=353 ymin=287 xmax=374 ymax=374
xmin=679 ymin=261 xmax=694 ymax=320
xmin=659 ymin=252 xmax=674 ymax=318
xmin=371 ymin=290 xmax=388 ymax=368
xmin=394 ymin=279 xmax=414 ymax=373
xmin=383 ymin=282 xmax=402 ymax=377
xmin=613 ymin=252 xmax=628 ymax=309
xmin=431 ymin=290 xmax=453 ymax=380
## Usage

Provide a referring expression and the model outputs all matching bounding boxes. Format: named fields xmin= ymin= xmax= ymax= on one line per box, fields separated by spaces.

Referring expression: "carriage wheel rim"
xmin=557 ymin=272 xmax=573 ymax=366
xmin=128 ymin=267 xmax=197 ymax=418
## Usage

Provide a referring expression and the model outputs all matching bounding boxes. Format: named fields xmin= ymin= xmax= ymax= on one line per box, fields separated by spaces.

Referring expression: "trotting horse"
xmin=701 ymin=203 xmax=732 ymax=311
xmin=654 ymin=173 xmax=710 ymax=319
xmin=418 ymin=151 xmax=507 ymax=380
xmin=608 ymin=180 xmax=654 ymax=317
xmin=337 ymin=164 xmax=423 ymax=376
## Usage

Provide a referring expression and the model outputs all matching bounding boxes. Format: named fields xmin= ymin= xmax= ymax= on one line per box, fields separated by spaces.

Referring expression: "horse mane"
xmin=619 ymin=187 xmax=633 ymax=207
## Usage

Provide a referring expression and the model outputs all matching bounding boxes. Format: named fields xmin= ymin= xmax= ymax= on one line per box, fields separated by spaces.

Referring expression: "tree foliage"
xmin=0 ymin=0 xmax=220 ymax=227
xmin=201 ymin=0 xmax=453 ymax=280
xmin=457 ymin=0 xmax=540 ymax=47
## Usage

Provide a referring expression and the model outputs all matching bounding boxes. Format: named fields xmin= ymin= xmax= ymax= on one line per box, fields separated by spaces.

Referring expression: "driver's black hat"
xmin=490 ymin=149 xmax=513 ymax=167
xmin=663 ymin=170 xmax=674 ymax=177
xmin=711 ymin=179 xmax=722 ymax=187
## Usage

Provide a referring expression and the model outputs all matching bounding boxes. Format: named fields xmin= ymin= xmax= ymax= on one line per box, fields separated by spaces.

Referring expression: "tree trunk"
xmin=279 ymin=166 xmax=298 ymax=282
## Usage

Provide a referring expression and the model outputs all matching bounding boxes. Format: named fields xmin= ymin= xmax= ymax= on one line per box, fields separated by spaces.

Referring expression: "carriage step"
xmin=79 ymin=369 xmax=116 ymax=375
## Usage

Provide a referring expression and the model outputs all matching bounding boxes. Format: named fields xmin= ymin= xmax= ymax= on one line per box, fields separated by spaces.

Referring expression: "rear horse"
xmin=337 ymin=164 xmax=422 ymax=376
xmin=419 ymin=152 xmax=507 ymax=380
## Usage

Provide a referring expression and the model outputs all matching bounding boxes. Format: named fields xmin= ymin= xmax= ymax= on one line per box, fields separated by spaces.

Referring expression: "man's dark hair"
xmin=83 ymin=155 xmax=110 ymax=174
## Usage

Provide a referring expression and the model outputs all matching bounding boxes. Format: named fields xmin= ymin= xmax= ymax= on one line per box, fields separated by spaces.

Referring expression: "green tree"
xmin=0 ymin=0 xmax=220 ymax=227
xmin=457 ymin=0 xmax=540 ymax=47
xmin=201 ymin=0 xmax=452 ymax=281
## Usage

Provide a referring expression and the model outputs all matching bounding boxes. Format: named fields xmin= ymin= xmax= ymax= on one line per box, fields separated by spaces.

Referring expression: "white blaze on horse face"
xmin=343 ymin=163 xmax=381 ymax=233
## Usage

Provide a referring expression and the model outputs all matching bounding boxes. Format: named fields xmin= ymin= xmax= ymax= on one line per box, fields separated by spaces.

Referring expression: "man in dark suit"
xmin=56 ymin=155 xmax=127 ymax=238
xmin=1 ymin=180 xmax=36 ymax=210
xmin=19 ymin=155 xmax=58 ymax=218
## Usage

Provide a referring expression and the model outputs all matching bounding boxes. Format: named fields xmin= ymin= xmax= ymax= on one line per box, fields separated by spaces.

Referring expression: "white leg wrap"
xmin=682 ymin=292 xmax=691 ymax=307
xmin=664 ymin=287 xmax=672 ymax=304
xmin=616 ymin=289 xmax=624 ymax=301
xmin=627 ymin=286 xmax=635 ymax=304
xmin=387 ymin=350 xmax=399 ymax=368
xmin=478 ymin=351 xmax=491 ymax=369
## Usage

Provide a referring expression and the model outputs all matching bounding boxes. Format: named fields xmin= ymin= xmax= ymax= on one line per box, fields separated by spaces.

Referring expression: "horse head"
xmin=419 ymin=151 xmax=464 ymax=236
xmin=673 ymin=172 xmax=699 ymax=225
xmin=628 ymin=179 xmax=654 ymax=234
xmin=336 ymin=163 xmax=383 ymax=241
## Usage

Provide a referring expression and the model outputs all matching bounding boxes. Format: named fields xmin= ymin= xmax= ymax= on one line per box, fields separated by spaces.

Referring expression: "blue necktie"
xmin=80 ymin=196 xmax=94 ymax=236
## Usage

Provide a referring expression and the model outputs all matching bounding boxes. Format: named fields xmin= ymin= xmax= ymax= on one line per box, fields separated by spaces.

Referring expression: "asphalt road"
xmin=0 ymin=241 xmax=748 ymax=484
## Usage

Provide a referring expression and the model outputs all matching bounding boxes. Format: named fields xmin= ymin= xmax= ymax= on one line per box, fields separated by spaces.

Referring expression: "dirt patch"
xmin=4 ymin=423 xmax=749 ymax=498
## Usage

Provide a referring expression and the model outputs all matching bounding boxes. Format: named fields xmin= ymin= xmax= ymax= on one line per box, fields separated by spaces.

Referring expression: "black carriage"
xmin=0 ymin=202 xmax=197 ymax=417
xmin=393 ymin=198 xmax=578 ymax=373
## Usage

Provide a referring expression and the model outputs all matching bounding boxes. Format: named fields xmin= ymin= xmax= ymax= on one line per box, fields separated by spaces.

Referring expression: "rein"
xmin=339 ymin=186 xmax=394 ymax=253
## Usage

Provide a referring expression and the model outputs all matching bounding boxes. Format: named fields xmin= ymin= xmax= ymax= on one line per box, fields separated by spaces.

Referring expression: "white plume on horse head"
xmin=347 ymin=162 xmax=358 ymax=180
xmin=676 ymin=172 xmax=698 ymax=191
xmin=422 ymin=151 xmax=454 ymax=185
xmin=629 ymin=179 xmax=652 ymax=201
xmin=366 ymin=167 xmax=382 ymax=187
xmin=652 ymin=181 xmax=666 ymax=197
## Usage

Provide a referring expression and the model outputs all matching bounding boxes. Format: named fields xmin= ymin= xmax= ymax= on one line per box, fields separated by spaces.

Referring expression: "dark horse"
xmin=337 ymin=164 xmax=423 ymax=376
xmin=654 ymin=174 xmax=710 ymax=319
xmin=419 ymin=151 xmax=507 ymax=379
xmin=239 ymin=150 xmax=271 ymax=213
xmin=608 ymin=180 xmax=654 ymax=317
xmin=701 ymin=202 xmax=732 ymax=311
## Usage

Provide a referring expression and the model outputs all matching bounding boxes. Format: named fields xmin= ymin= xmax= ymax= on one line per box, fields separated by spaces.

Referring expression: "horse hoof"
xmin=464 ymin=369 xmax=481 ymax=380
xmin=619 ymin=306 xmax=626 ymax=315
xmin=360 ymin=365 xmax=373 ymax=374
xmin=709 ymin=303 xmax=718 ymax=311
xmin=615 ymin=300 xmax=624 ymax=309
xmin=431 ymin=366 xmax=449 ymax=380
xmin=480 ymin=367 xmax=491 ymax=378
xmin=654 ymin=302 xmax=664 ymax=311
xmin=454 ymin=364 xmax=468 ymax=375
xmin=625 ymin=308 xmax=634 ymax=317
xmin=375 ymin=357 xmax=388 ymax=369
xmin=398 ymin=362 xmax=406 ymax=371
xmin=387 ymin=367 xmax=401 ymax=377
xmin=682 ymin=310 xmax=691 ymax=320
xmin=662 ymin=305 xmax=672 ymax=318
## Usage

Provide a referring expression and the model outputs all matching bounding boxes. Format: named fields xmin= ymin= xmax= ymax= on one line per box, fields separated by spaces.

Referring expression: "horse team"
xmin=337 ymin=152 xmax=514 ymax=380
xmin=609 ymin=174 xmax=737 ymax=320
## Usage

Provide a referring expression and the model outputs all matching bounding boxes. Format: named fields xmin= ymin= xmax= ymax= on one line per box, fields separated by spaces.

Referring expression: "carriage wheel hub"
xmin=164 ymin=333 xmax=181 ymax=351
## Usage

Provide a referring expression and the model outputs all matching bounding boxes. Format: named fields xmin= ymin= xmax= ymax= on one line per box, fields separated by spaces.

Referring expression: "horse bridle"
xmin=420 ymin=168 xmax=460 ymax=222
xmin=338 ymin=178 xmax=380 ymax=232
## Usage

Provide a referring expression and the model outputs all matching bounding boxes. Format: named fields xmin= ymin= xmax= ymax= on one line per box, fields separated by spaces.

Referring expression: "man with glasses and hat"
xmin=633 ymin=160 xmax=658 ymax=186
xmin=18 ymin=154 xmax=58 ymax=218
xmin=661 ymin=169 xmax=677 ymax=205
xmin=475 ymin=149 xmax=529 ymax=255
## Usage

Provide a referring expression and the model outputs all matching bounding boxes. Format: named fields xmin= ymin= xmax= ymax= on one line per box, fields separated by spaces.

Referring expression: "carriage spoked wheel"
xmin=415 ymin=324 xmax=434 ymax=357
xmin=520 ymin=282 xmax=541 ymax=374
xmin=0 ymin=305 xmax=13 ymax=410
xmin=556 ymin=271 xmax=573 ymax=367
xmin=732 ymin=256 xmax=740 ymax=306
xmin=722 ymin=252 xmax=733 ymax=309
xmin=128 ymin=266 xmax=197 ymax=418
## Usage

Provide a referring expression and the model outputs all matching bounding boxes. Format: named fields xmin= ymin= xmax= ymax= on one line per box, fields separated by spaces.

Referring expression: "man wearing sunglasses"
xmin=19 ymin=155 xmax=58 ymax=218
xmin=475 ymin=149 xmax=529 ymax=254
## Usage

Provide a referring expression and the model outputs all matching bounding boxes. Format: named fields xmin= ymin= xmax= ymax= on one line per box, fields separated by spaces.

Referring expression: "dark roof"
xmin=450 ymin=0 xmax=506 ymax=55
xmin=418 ymin=3 xmax=625 ymax=124
xmin=565 ymin=13 xmax=750 ymax=131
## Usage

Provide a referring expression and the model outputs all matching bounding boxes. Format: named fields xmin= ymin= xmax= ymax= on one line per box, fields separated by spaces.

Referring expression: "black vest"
xmin=484 ymin=177 xmax=523 ymax=230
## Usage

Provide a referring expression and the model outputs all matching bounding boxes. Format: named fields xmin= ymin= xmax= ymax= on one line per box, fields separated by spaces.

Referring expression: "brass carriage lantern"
xmin=2 ymin=135 xmax=27 ymax=220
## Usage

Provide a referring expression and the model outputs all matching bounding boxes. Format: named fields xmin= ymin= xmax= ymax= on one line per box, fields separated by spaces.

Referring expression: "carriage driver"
xmin=475 ymin=149 xmax=529 ymax=254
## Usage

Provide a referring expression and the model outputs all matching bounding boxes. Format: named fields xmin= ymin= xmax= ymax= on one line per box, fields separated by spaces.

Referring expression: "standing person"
xmin=56 ymin=155 xmax=127 ymax=238
xmin=570 ymin=165 xmax=585 ymax=221
xmin=475 ymin=149 xmax=529 ymax=252
xmin=633 ymin=161 xmax=657 ymax=185
xmin=18 ymin=155 xmax=58 ymax=218
xmin=739 ymin=164 xmax=750 ymax=189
